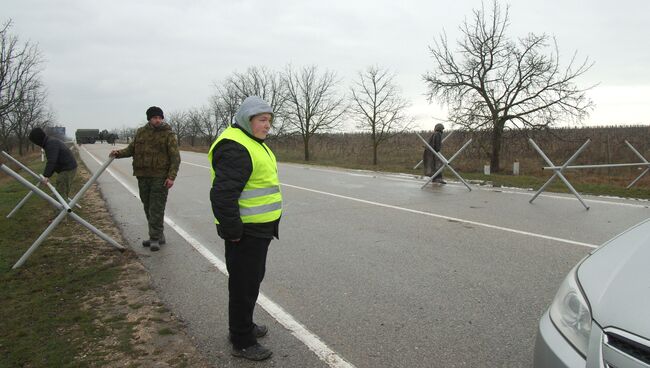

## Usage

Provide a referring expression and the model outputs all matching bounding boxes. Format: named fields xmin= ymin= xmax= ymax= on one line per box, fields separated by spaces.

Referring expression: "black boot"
xmin=142 ymin=233 xmax=166 ymax=247
xmin=231 ymin=343 xmax=272 ymax=361
xmin=253 ymin=324 xmax=268 ymax=338
xmin=149 ymin=240 xmax=160 ymax=251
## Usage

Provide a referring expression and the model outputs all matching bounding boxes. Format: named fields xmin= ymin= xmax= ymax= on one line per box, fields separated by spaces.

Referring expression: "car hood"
xmin=578 ymin=218 xmax=650 ymax=339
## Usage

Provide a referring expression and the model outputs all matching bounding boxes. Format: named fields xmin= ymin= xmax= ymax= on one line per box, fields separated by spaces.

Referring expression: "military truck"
xmin=75 ymin=129 xmax=100 ymax=144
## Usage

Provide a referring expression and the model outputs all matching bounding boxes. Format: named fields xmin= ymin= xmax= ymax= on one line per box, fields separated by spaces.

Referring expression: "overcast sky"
xmin=4 ymin=0 xmax=650 ymax=135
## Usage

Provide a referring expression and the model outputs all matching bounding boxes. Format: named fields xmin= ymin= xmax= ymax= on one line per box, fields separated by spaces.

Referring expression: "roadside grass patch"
xmin=0 ymin=156 xmax=121 ymax=367
xmin=157 ymin=328 xmax=176 ymax=336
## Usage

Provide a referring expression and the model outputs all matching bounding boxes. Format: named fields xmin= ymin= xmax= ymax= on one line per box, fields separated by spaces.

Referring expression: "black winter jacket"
xmin=41 ymin=136 xmax=78 ymax=177
xmin=209 ymin=126 xmax=279 ymax=241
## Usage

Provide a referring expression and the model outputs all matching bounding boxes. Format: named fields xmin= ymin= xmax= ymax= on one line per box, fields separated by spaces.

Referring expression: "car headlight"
xmin=549 ymin=264 xmax=592 ymax=357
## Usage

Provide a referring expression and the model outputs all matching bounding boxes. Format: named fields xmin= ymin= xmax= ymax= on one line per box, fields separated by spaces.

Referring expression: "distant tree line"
xmin=152 ymin=64 xmax=412 ymax=165
xmin=0 ymin=20 xmax=55 ymax=155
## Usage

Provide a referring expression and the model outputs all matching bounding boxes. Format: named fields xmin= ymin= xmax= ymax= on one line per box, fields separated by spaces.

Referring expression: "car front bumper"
xmin=534 ymin=309 xmax=586 ymax=368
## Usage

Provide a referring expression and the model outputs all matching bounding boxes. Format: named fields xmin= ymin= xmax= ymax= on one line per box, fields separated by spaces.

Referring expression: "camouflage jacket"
xmin=116 ymin=123 xmax=180 ymax=179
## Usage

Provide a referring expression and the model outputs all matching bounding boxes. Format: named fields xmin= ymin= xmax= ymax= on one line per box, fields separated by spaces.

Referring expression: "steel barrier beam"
xmin=415 ymin=132 xmax=472 ymax=191
xmin=529 ymin=139 xmax=591 ymax=210
xmin=413 ymin=131 xmax=454 ymax=170
xmin=0 ymin=153 xmax=124 ymax=269
xmin=624 ymin=140 xmax=650 ymax=189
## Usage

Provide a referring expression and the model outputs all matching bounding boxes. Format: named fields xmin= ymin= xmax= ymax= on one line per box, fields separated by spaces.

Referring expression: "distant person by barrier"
xmin=423 ymin=123 xmax=446 ymax=184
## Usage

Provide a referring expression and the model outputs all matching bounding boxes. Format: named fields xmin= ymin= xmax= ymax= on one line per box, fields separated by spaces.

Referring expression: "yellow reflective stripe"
xmin=239 ymin=201 xmax=282 ymax=216
xmin=239 ymin=186 xmax=280 ymax=199
xmin=241 ymin=209 xmax=282 ymax=223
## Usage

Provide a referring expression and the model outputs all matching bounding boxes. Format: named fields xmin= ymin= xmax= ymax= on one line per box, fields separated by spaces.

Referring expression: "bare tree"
xmin=351 ymin=66 xmax=413 ymax=165
xmin=1 ymin=79 xmax=47 ymax=154
xmin=11 ymin=82 xmax=47 ymax=154
xmin=0 ymin=105 xmax=17 ymax=151
xmin=185 ymin=108 xmax=203 ymax=147
xmin=0 ymin=20 xmax=44 ymax=152
xmin=166 ymin=110 xmax=189 ymax=146
xmin=213 ymin=66 xmax=291 ymax=136
xmin=0 ymin=20 xmax=43 ymax=121
xmin=211 ymin=97 xmax=232 ymax=138
xmin=284 ymin=65 xmax=347 ymax=161
xmin=210 ymin=83 xmax=240 ymax=127
xmin=198 ymin=104 xmax=225 ymax=145
xmin=229 ymin=67 xmax=287 ymax=110
xmin=423 ymin=1 xmax=594 ymax=171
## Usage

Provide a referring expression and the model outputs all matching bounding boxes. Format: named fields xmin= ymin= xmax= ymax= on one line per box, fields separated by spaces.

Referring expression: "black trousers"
xmin=224 ymin=234 xmax=271 ymax=349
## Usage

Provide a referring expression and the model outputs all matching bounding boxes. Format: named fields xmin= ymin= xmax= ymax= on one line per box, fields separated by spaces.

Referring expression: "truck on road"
xmin=75 ymin=129 xmax=100 ymax=144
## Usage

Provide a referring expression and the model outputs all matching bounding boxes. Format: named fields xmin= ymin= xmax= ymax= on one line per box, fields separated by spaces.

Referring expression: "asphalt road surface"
xmin=79 ymin=143 xmax=650 ymax=368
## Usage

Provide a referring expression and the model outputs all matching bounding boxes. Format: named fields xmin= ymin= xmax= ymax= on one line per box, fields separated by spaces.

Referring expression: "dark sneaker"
xmin=253 ymin=324 xmax=268 ymax=338
xmin=142 ymin=234 xmax=165 ymax=247
xmin=232 ymin=343 xmax=272 ymax=361
xmin=149 ymin=240 xmax=160 ymax=251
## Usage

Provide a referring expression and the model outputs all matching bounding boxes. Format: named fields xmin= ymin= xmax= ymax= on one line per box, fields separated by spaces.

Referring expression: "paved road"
xmin=80 ymin=143 xmax=650 ymax=368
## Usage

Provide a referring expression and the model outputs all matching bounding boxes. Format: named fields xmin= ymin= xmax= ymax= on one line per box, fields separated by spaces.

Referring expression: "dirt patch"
xmin=72 ymin=163 xmax=212 ymax=367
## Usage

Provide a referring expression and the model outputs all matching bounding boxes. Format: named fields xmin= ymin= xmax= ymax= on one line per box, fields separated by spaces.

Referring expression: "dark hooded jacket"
xmin=29 ymin=128 xmax=77 ymax=177
xmin=209 ymin=97 xmax=279 ymax=240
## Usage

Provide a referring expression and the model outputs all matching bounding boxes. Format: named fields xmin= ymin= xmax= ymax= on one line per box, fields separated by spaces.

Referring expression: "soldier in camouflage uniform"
xmin=110 ymin=106 xmax=180 ymax=251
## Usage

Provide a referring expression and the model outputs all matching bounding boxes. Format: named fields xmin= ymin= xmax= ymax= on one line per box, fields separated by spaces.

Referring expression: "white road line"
xmin=82 ymin=147 xmax=355 ymax=368
xmin=281 ymin=183 xmax=598 ymax=249
xmin=176 ymin=160 xmax=597 ymax=249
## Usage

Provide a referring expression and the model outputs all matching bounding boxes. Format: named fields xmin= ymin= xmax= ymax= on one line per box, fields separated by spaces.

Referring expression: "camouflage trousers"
xmin=137 ymin=177 xmax=169 ymax=240
xmin=55 ymin=168 xmax=77 ymax=200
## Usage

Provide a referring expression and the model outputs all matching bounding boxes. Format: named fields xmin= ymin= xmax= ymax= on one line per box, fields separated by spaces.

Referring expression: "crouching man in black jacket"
xmin=29 ymin=127 xmax=78 ymax=200
xmin=208 ymin=96 xmax=282 ymax=361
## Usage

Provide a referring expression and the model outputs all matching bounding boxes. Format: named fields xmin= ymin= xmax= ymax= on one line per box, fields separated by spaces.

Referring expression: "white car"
xmin=534 ymin=218 xmax=650 ymax=367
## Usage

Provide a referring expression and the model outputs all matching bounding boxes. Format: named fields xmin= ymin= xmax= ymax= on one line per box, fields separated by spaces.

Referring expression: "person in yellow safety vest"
xmin=208 ymin=96 xmax=281 ymax=361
